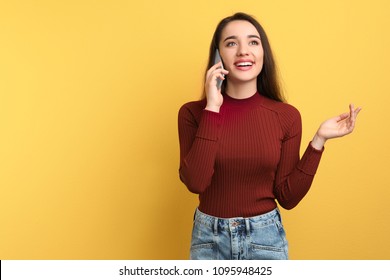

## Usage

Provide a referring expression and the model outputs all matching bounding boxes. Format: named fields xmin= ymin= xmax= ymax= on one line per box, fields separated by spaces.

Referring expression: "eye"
xmin=226 ymin=41 xmax=237 ymax=47
xmin=249 ymin=40 xmax=260 ymax=46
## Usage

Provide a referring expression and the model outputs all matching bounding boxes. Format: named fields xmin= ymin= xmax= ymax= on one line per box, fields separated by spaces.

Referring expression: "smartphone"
xmin=214 ymin=49 xmax=225 ymax=89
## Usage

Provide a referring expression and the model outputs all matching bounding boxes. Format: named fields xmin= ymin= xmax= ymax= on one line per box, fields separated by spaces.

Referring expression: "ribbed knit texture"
xmin=178 ymin=92 xmax=323 ymax=218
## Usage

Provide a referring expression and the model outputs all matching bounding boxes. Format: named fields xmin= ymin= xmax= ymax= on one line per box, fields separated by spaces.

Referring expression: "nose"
xmin=237 ymin=44 xmax=249 ymax=56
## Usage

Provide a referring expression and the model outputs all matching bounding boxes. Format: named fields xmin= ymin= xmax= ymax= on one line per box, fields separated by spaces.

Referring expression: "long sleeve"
xmin=178 ymin=103 xmax=223 ymax=194
xmin=273 ymin=109 xmax=323 ymax=209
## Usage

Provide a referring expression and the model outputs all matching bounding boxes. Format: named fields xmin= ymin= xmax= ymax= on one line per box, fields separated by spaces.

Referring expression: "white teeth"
xmin=236 ymin=62 xmax=253 ymax=67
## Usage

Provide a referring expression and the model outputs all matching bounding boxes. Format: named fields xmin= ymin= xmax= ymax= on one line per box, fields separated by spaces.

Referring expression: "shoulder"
xmin=178 ymin=99 xmax=207 ymax=122
xmin=260 ymin=96 xmax=302 ymax=136
xmin=261 ymin=96 xmax=301 ymax=123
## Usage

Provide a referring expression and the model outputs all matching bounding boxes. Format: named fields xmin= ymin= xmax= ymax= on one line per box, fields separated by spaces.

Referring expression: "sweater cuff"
xmin=196 ymin=110 xmax=223 ymax=141
xmin=297 ymin=142 xmax=324 ymax=176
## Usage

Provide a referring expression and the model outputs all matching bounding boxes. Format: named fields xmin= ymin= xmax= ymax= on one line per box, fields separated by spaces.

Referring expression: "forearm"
xmin=179 ymin=138 xmax=218 ymax=194
xmin=178 ymin=109 xmax=222 ymax=194
xmin=275 ymin=142 xmax=323 ymax=209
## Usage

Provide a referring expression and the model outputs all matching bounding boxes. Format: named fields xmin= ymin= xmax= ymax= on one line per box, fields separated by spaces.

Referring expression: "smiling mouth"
xmin=235 ymin=62 xmax=254 ymax=67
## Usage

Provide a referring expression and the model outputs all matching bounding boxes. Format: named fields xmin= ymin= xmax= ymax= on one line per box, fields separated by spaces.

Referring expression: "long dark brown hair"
xmin=202 ymin=12 xmax=285 ymax=102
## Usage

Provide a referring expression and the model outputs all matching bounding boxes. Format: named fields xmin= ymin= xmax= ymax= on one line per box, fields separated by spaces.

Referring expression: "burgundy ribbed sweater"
xmin=178 ymin=92 xmax=323 ymax=218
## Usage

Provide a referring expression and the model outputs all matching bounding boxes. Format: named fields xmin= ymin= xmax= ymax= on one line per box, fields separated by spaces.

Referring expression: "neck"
xmin=225 ymin=79 xmax=257 ymax=99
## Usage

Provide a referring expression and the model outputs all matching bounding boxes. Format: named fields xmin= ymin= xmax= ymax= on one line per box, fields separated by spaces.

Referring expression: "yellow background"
xmin=1 ymin=0 xmax=389 ymax=259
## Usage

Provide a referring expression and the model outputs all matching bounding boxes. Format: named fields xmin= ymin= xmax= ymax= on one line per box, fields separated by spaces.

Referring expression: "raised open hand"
xmin=311 ymin=104 xmax=362 ymax=150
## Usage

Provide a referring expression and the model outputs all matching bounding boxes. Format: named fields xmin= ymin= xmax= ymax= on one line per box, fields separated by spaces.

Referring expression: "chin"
xmin=231 ymin=75 xmax=258 ymax=83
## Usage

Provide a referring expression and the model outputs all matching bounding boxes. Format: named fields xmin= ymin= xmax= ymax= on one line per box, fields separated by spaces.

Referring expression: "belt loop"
xmin=245 ymin=218 xmax=250 ymax=237
xmin=213 ymin=218 xmax=218 ymax=236
xmin=275 ymin=207 xmax=281 ymax=222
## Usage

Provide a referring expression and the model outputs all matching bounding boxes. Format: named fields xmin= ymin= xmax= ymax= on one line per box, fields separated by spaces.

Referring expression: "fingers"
xmin=206 ymin=62 xmax=219 ymax=75
xmin=335 ymin=112 xmax=349 ymax=122
xmin=348 ymin=103 xmax=362 ymax=123
xmin=206 ymin=62 xmax=229 ymax=83
xmin=345 ymin=103 xmax=362 ymax=132
xmin=206 ymin=62 xmax=222 ymax=79
xmin=333 ymin=104 xmax=361 ymax=136
xmin=337 ymin=104 xmax=362 ymax=122
xmin=353 ymin=105 xmax=362 ymax=117
xmin=349 ymin=104 xmax=362 ymax=115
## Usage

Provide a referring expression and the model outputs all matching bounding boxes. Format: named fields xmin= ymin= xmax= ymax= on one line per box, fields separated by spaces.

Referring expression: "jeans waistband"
xmin=194 ymin=208 xmax=280 ymax=236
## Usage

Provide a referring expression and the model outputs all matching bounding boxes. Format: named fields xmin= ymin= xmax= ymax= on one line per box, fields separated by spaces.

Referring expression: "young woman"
xmin=177 ymin=12 xmax=361 ymax=260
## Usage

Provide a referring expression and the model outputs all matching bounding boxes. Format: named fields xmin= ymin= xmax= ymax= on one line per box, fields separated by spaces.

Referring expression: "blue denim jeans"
xmin=190 ymin=208 xmax=288 ymax=260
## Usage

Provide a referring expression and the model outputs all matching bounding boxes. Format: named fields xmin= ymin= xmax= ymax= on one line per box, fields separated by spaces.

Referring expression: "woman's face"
xmin=219 ymin=20 xmax=264 ymax=85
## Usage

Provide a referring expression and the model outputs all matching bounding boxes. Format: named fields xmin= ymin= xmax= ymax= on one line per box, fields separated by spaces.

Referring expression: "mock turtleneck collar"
xmin=223 ymin=92 xmax=265 ymax=106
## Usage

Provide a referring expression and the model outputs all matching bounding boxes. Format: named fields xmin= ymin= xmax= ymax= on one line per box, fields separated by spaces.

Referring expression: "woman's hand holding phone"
xmin=205 ymin=61 xmax=229 ymax=113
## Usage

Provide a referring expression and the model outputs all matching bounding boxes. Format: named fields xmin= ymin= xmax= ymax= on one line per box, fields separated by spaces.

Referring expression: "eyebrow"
xmin=223 ymin=35 xmax=261 ymax=42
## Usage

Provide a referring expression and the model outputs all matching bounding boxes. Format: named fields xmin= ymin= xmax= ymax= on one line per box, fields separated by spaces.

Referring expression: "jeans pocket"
xmin=190 ymin=242 xmax=216 ymax=260
xmin=250 ymin=243 xmax=287 ymax=260
xmin=190 ymin=220 xmax=217 ymax=260
xmin=249 ymin=221 xmax=288 ymax=260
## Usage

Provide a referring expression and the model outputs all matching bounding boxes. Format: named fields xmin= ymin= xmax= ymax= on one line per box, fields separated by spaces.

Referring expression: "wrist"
xmin=311 ymin=133 xmax=327 ymax=150
xmin=205 ymin=104 xmax=221 ymax=113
